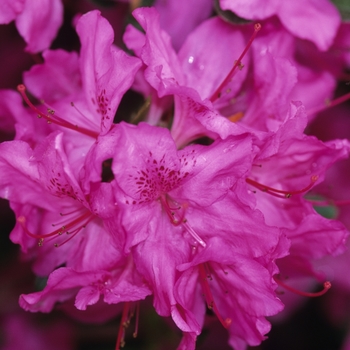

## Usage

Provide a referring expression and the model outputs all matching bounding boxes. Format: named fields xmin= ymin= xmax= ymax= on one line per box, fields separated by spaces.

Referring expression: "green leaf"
xmin=306 ymin=194 xmax=339 ymax=219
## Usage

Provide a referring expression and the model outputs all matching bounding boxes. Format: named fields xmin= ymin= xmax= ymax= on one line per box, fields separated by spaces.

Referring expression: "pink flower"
xmin=0 ymin=132 xmax=116 ymax=275
xmin=219 ymin=0 xmax=341 ymax=51
xmin=19 ymin=257 xmax=151 ymax=313
xmin=154 ymin=0 xmax=213 ymax=51
xmin=20 ymin=10 xmax=141 ymax=142
xmin=84 ymin=121 xmax=289 ymax=347
xmin=175 ymin=236 xmax=285 ymax=350
xmin=0 ymin=0 xmax=63 ymax=53
xmin=245 ymin=103 xmax=350 ymax=291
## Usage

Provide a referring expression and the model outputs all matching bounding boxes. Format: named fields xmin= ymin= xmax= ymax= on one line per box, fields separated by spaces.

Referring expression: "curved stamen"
xmin=307 ymin=91 xmax=350 ymax=116
xmin=160 ymin=195 xmax=206 ymax=247
xmin=274 ymin=275 xmax=331 ymax=297
xmin=210 ymin=23 xmax=261 ymax=103
xmin=18 ymin=210 xmax=93 ymax=246
xmin=160 ymin=195 xmax=185 ymax=226
xmin=198 ymin=264 xmax=232 ymax=328
xmin=17 ymin=84 xmax=99 ymax=138
xmin=246 ymin=175 xmax=318 ymax=198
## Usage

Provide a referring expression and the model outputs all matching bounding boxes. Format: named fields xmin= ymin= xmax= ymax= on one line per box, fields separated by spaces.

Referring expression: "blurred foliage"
xmin=332 ymin=0 xmax=350 ymax=21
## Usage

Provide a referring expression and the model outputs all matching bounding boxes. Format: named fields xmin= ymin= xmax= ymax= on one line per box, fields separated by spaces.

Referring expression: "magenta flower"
xmin=244 ymin=103 xmax=350 ymax=294
xmin=18 ymin=10 xmax=141 ymax=141
xmin=219 ymin=0 xmax=341 ymax=51
xmin=0 ymin=132 xmax=114 ymax=275
xmin=1 ymin=4 xmax=349 ymax=350
xmin=154 ymin=0 xmax=213 ymax=51
xmin=19 ymin=257 xmax=151 ymax=314
xmin=0 ymin=0 xmax=63 ymax=53
xmin=83 ymin=121 xmax=290 ymax=348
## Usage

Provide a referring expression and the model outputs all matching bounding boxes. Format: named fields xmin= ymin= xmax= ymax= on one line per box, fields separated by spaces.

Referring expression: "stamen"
xmin=115 ymin=302 xmax=139 ymax=350
xmin=17 ymin=84 xmax=99 ymax=138
xmin=182 ymin=221 xmax=206 ymax=247
xmin=198 ymin=264 xmax=232 ymax=328
xmin=160 ymin=195 xmax=206 ymax=247
xmin=210 ymin=23 xmax=261 ymax=103
xmin=307 ymin=91 xmax=350 ymax=115
xmin=246 ymin=175 xmax=318 ymax=198
xmin=274 ymin=275 xmax=331 ymax=297
xmin=133 ymin=302 xmax=140 ymax=338
xmin=17 ymin=210 xmax=93 ymax=247
xmin=53 ymin=219 xmax=93 ymax=247
xmin=116 ymin=302 xmax=130 ymax=350
xmin=70 ymin=102 xmax=87 ymax=119
xmin=160 ymin=195 xmax=186 ymax=226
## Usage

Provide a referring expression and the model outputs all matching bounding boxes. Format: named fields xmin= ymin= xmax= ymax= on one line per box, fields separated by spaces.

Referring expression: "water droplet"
xmin=188 ymin=56 xmax=194 ymax=64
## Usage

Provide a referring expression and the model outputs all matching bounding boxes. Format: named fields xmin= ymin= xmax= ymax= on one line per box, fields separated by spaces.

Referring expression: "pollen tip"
xmin=254 ymin=23 xmax=262 ymax=31
xmin=311 ymin=175 xmax=319 ymax=182
xmin=17 ymin=84 xmax=26 ymax=92
xmin=17 ymin=216 xmax=26 ymax=224
xmin=224 ymin=318 xmax=232 ymax=328
xmin=324 ymin=281 xmax=331 ymax=290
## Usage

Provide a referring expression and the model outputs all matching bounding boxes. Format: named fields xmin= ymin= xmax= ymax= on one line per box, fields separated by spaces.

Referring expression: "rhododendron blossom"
xmin=1 ymin=2 xmax=350 ymax=350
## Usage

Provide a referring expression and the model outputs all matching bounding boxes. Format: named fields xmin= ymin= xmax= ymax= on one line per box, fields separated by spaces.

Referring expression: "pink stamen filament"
xmin=53 ymin=216 xmax=94 ymax=247
xmin=210 ymin=23 xmax=261 ymax=103
xmin=307 ymin=91 xmax=350 ymax=116
xmin=17 ymin=84 xmax=99 ymax=138
xmin=133 ymin=302 xmax=140 ymax=338
xmin=198 ymin=264 xmax=232 ymax=328
xmin=116 ymin=302 xmax=131 ymax=350
xmin=18 ymin=211 xmax=93 ymax=246
xmin=274 ymin=276 xmax=331 ymax=297
xmin=160 ymin=195 xmax=206 ymax=247
xmin=160 ymin=195 xmax=185 ymax=226
xmin=115 ymin=302 xmax=139 ymax=350
xmin=246 ymin=175 xmax=318 ymax=198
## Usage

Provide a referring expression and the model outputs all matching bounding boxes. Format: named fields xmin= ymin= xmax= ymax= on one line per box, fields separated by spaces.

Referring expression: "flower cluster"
xmin=1 ymin=1 xmax=350 ymax=349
